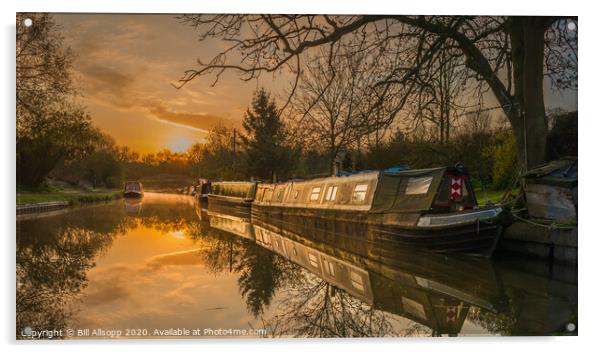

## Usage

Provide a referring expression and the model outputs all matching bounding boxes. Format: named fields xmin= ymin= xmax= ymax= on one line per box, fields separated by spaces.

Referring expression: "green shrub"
xmin=484 ymin=129 xmax=518 ymax=190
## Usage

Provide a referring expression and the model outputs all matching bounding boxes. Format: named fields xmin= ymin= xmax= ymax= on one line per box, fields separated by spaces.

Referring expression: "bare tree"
xmin=176 ymin=15 xmax=577 ymax=172
xmin=287 ymin=45 xmax=403 ymax=174
xmin=407 ymin=47 xmax=473 ymax=143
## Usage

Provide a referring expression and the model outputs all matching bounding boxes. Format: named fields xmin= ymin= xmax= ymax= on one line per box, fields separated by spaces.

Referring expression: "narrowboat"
xmin=207 ymin=181 xmax=257 ymax=211
xmin=252 ymin=165 xmax=505 ymax=257
xmin=196 ymin=179 xmax=212 ymax=203
xmin=123 ymin=181 xmax=144 ymax=198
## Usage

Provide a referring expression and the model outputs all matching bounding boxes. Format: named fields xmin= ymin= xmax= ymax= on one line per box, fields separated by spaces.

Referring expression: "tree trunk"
xmin=507 ymin=17 xmax=549 ymax=172
xmin=330 ymin=144 xmax=337 ymax=176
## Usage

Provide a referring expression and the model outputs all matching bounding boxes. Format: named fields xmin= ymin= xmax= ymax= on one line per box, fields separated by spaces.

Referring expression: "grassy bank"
xmin=17 ymin=187 xmax=122 ymax=206
xmin=474 ymin=187 xmax=521 ymax=206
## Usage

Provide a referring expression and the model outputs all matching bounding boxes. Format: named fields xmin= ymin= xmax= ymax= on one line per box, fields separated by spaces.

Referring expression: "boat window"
xmin=401 ymin=297 xmax=427 ymax=321
xmin=324 ymin=260 xmax=335 ymax=276
xmin=350 ymin=271 xmax=364 ymax=292
xmin=308 ymin=253 xmax=319 ymax=268
xmin=405 ymin=176 xmax=433 ymax=195
xmin=352 ymin=184 xmax=368 ymax=202
xmin=125 ymin=183 xmax=140 ymax=192
xmin=325 ymin=186 xmax=338 ymax=201
xmin=310 ymin=187 xmax=321 ymax=201
xmin=259 ymin=231 xmax=268 ymax=243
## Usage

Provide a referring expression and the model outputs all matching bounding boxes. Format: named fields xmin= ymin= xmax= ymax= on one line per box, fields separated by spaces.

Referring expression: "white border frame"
xmin=2 ymin=1 xmax=594 ymax=353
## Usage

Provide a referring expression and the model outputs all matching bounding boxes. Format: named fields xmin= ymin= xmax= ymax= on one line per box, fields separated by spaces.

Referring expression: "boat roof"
xmin=289 ymin=170 xmax=380 ymax=185
xmin=212 ymin=180 xmax=257 ymax=185
xmin=259 ymin=167 xmax=451 ymax=188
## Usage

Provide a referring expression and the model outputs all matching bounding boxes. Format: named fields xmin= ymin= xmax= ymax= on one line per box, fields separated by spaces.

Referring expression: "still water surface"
xmin=16 ymin=193 xmax=577 ymax=338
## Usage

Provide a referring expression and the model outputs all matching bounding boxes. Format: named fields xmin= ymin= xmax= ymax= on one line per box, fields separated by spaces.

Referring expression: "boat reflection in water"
xmin=205 ymin=203 xmax=509 ymax=336
xmin=15 ymin=193 xmax=576 ymax=339
xmin=204 ymin=203 xmax=577 ymax=336
xmin=207 ymin=210 xmax=255 ymax=241
xmin=123 ymin=197 xmax=143 ymax=215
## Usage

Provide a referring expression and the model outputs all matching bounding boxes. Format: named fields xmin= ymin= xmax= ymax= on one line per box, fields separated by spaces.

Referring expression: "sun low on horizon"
xmin=166 ymin=135 xmax=196 ymax=153
xmin=53 ymin=13 xmax=284 ymax=154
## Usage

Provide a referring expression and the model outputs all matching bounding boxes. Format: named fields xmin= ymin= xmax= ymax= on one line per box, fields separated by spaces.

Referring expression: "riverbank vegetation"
xmin=17 ymin=183 xmax=122 ymax=206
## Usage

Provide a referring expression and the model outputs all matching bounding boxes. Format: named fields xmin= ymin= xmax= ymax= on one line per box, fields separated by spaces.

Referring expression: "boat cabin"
xmin=123 ymin=181 xmax=143 ymax=198
xmin=197 ymin=179 xmax=212 ymax=197
xmin=254 ymin=166 xmax=477 ymax=214
xmin=209 ymin=181 xmax=258 ymax=202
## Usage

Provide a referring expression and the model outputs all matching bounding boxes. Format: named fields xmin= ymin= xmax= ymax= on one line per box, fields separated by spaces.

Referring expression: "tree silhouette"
xmin=240 ymin=88 xmax=296 ymax=181
xmin=177 ymin=15 xmax=577 ymax=172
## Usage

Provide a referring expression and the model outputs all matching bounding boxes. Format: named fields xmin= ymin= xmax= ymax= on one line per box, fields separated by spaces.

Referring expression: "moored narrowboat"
xmin=196 ymin=179 xmax=212 ymax=203
xmin=123 ymin=181 xmax=144 ymax=198
xmin=252 ymin=165 xmax=505 ymax=257
xmin=207 ymin=181 xmax=258 ymax=210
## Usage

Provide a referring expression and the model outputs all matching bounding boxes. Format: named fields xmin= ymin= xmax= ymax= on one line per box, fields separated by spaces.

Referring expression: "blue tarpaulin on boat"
xmin=337 ymin=165 xmax=410 ymax=177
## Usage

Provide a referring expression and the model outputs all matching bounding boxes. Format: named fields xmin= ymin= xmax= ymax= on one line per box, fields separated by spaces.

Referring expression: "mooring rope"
xmin=511 ymin=212 xmax=576 ymax=230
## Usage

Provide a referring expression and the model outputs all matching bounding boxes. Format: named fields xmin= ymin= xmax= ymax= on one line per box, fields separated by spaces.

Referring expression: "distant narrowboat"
xmin=252 ymin=165 xmax=505 ymax=257
xmin=123 ymin=181 xmax=144 ymax=198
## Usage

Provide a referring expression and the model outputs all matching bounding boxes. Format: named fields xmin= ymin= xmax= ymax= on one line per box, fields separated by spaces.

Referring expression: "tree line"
xmin=186 ymin=87 xmax=576 ymax=191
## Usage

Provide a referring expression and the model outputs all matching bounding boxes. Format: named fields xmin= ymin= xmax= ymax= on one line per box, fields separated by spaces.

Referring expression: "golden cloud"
xmin=147 ymin=103 xmax=238 ymax=133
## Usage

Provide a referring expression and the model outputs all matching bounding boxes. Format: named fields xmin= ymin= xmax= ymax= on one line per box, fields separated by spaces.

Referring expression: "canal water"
xmin=16 ymin=193 xmax=577 ymax=338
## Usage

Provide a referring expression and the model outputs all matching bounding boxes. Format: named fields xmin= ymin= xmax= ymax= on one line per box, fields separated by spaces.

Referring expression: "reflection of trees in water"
xmin=16 ymin=216 xmax=123 ymax=339
xmin=138 ymin=216 xmax=197 ymax=234
xmin=16 ymin=196 xmax=200 ymax=339
xmin=187 ymin=222 xmax=303 ymax=318
xmin=262 ymin=271 xmax=425 ymax=337
xmin=130 ymin=197 xmax=201 ymax=234
xmin=467 ymin=282 xmax=576 ymax=335
xmin=465 ymin=282 xmax=519 ymax=335
xmin=193 ymin=231 xmax=244 ymax=274
xmin=468 ymin=306 xmax=518 ymax=336
xmin=463 ymin=257 xmax=578 ymax=336
xmin=194 ymin=213 xmax=434 ymax=337
xmin=236 ymin=249 xmax=301 ymax=318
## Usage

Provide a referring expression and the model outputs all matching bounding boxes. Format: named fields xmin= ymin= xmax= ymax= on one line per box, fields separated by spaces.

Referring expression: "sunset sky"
xmin=55 ymin=13 xmax=287 ymax=154
xmin=54 ymin=14 xmax=577 ymax=154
